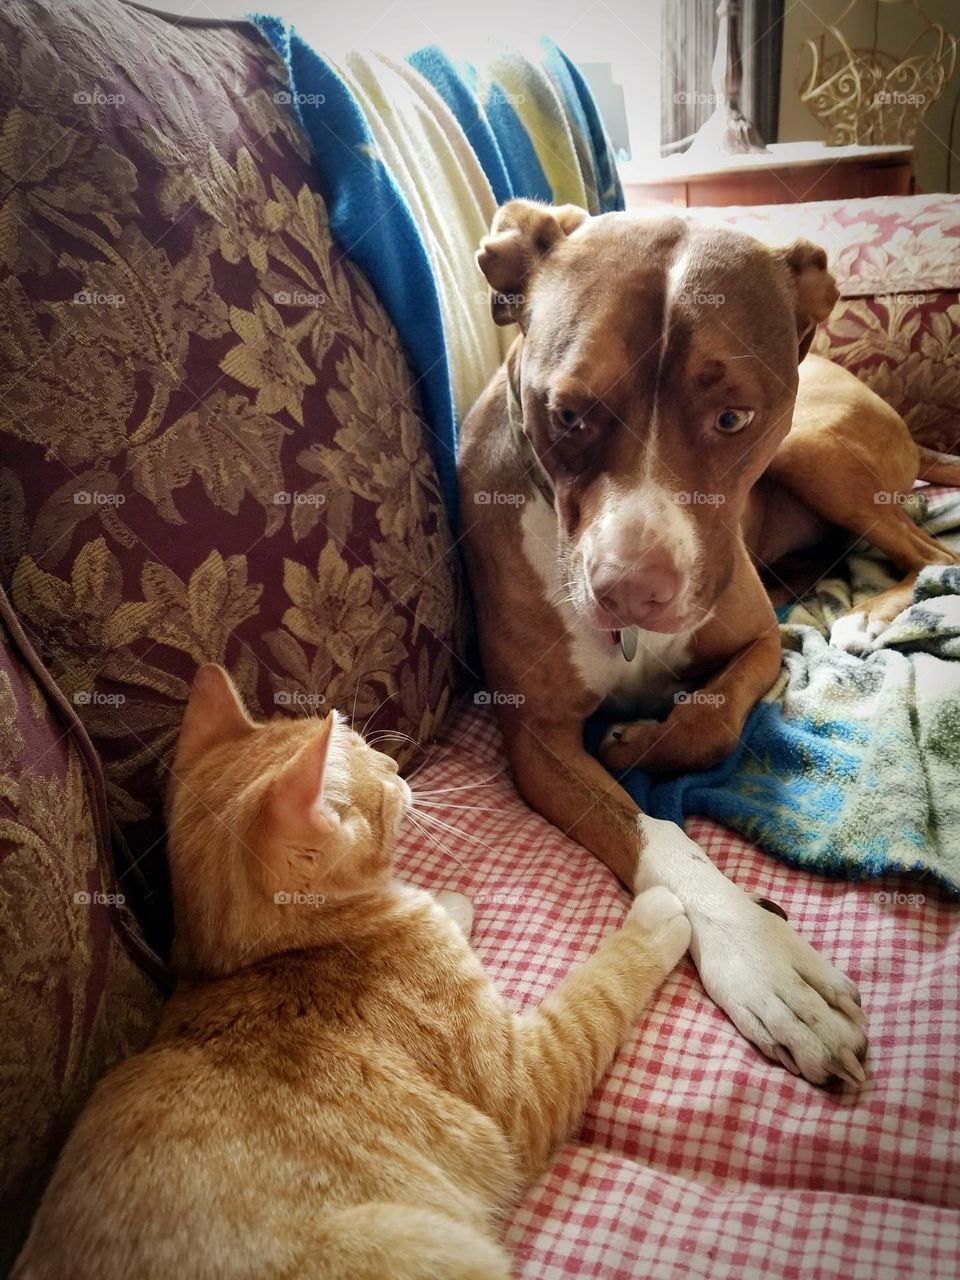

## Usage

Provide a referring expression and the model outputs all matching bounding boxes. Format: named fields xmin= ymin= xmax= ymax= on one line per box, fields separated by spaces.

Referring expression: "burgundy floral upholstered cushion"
xmin=701 ymin=194 xmax=960 ymax=454
xmin=0 ymin=0 xmax=464 ymax=942
xmin=0 ymin=588 xmax=163 ymax=1269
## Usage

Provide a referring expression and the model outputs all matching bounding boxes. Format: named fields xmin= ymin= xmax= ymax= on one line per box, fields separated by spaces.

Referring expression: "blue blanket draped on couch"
xmin=251 ymin=17 xmax=623 ymax=520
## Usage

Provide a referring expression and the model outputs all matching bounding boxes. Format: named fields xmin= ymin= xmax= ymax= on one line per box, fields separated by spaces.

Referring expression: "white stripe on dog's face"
xmin=643 ymin=245 xmax=691 ymax=481
xmin=584 ymin=244 xmax=700 ymax=614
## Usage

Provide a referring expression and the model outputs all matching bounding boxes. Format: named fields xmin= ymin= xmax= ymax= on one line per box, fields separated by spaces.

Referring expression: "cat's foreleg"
xmin=502 ymin=887 xmax=690 ymax=1174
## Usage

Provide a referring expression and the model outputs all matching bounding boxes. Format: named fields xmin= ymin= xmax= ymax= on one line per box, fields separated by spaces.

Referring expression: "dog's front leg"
xmin=503 ymin=713 xmax=868 ymax=1087
xmin=599 ymin=628 xmax=783 ymax=776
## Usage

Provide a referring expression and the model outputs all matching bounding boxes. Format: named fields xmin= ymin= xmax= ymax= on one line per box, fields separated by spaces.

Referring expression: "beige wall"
xmin=778 ymin=0 xmax=960 ymax=193
xmin=146 ymin=0 xmax=664 ymax=162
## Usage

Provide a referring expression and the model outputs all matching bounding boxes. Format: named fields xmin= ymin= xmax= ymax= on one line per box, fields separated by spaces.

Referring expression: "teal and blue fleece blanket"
xmin=588 ymin=492 xmax=960 ymax=894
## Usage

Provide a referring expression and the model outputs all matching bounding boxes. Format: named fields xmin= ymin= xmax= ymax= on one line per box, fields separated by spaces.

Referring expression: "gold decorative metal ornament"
xmin=799 ymin=0 xmax=957 ymax=146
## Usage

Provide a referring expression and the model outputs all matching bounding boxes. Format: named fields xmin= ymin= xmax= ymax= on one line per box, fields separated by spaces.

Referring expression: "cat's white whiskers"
xmin=405 ymin=808 xmax=498 ymax=854
xmin=404 ymin=812 xmax=472 ymax=873
xmin=349 ymin=676 xmax=362 ymax=730
xmin=411 ymin=801 xmax=508 ymax=814
xmin=403 ymin=758 xmax=436 ymax=788
xmin=366 ymin=730 xmax=420 ymax=750
xmin=408 ymin=785 xmax=500 ymax=801
xmin=359 ymin=690 xmax=398 ymax=738
xmin=407 ymin=768 xmax=505 ymax=799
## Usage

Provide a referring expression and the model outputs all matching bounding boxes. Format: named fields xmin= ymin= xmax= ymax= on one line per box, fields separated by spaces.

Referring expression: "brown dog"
xmin=458 ymin=199 xmax=960 ymax=1086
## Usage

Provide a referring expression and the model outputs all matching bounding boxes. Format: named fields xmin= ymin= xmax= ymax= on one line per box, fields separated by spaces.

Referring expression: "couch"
xmin=1 ymin=1 xmax=958 ymax=1275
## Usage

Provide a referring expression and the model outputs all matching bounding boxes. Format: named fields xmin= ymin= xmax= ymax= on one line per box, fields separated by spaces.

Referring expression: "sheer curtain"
xmin=660 ymin=0 xmax=784 ymax=152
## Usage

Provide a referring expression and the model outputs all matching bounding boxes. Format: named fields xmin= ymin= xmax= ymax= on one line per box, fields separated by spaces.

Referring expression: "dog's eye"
xmin=555 ymin=407 xmax=583 ymax=431
xmin=715 ymin=407 xmax=754 ymax=433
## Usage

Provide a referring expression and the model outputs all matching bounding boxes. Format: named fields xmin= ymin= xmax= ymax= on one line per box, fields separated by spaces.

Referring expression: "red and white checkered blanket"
xmin=395 ymin=702 xmax=960 ymax=1279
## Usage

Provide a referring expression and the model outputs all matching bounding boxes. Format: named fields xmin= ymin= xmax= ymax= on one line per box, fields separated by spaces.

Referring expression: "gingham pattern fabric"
xmin=395 ymin=702 xmax=960 ymax=1279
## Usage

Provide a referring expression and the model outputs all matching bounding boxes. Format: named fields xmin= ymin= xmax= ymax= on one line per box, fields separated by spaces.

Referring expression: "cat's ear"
xmin=174 ymin=664 xmax=255 ymax=772
xmin=268 ymin=713 xmax=339 ymax=838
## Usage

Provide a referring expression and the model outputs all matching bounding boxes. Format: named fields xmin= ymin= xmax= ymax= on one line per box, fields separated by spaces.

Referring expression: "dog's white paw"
xmin=829 ymin=608 xmax=884 ymax=655
xmin=634 ymin=814 xmax=867 ymax=1086
xmin=627 ymin=886 xmax=692 ymax=970
xmin=692 ymin=900 xmax=868 ymax=1086
xmin=435 ymin=890 xmax=473 ymax=937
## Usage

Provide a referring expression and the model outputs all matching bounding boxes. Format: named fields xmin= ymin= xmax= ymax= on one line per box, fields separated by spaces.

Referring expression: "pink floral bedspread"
xmin=396 ymin=702 xmax=960 ymax=1279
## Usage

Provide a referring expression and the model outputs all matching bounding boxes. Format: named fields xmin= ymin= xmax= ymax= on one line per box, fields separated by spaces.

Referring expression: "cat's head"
xmin=165 ymin=664 xmax=410 ymax=977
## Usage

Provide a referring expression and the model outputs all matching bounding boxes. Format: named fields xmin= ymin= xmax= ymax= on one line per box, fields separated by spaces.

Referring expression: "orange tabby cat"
xmin=15 ymin=664 xmax=691 ymax=1280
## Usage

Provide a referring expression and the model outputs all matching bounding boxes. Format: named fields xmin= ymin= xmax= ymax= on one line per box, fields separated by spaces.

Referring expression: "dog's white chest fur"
xmin=519 ymin=496 xmax=693 ymax=716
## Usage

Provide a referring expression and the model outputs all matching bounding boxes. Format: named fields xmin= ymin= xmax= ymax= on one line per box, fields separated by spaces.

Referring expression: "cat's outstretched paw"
xmin=435 ymin=890 xmax=474 ymax=938
xmin=627 ymin=886 xmax=691 ymax=970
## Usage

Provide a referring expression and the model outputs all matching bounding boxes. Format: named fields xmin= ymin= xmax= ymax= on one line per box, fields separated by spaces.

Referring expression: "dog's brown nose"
xmin=590 ymin=559 xmax=680 ymax=629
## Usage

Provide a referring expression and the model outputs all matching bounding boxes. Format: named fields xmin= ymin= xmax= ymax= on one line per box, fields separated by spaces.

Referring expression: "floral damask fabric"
xmin=699 ymin=195 xmax=960 ymax=455
xmin=811 ymin=295 xmax=960 ymax=456
xmin=0 ymin=591 xmax=162 ymax=1268
xmin=0 ymin=0 xmax=464 ymax=938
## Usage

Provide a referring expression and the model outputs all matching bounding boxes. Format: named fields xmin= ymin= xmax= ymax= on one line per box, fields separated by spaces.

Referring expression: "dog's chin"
xmin=587 ymin=603 xmax=697 ymax=636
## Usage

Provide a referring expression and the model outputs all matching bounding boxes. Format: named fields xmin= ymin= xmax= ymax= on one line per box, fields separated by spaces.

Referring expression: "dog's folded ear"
xmin=776 ymin=239 xmax=839 ymax=361
xmin=477 ymin=199 xmax=589 ymax=326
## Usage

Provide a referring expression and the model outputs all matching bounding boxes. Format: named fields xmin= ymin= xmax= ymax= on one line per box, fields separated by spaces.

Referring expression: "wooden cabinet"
xmin=620 ymin=142 xmax=914 ymax=208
